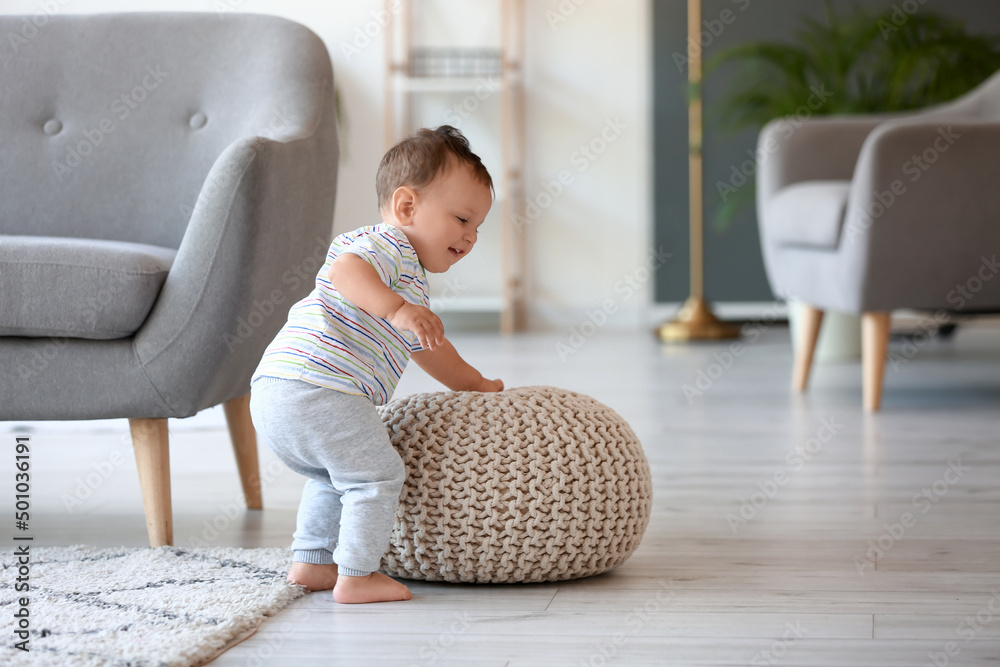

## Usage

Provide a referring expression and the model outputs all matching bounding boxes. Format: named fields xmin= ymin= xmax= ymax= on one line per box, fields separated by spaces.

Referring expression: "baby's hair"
xmin=376 ymin=125 xmax=494 ymax=212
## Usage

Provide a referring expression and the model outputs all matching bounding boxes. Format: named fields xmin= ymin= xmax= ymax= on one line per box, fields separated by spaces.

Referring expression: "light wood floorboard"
xmin=3 ymin=324 xmax=1000 ymax=665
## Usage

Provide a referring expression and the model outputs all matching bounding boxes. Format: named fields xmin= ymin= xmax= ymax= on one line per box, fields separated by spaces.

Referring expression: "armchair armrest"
xmin=842 ymin=119 xmax=1000 ymax=310
xmin=134 ymin=113 xmax=338 ymax=416
xmin=756 ymin=114 xmax=901 ymax=207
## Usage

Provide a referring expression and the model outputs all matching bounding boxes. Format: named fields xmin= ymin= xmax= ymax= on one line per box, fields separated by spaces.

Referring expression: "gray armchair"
xmin=757 ymin=70 xmax=1000 ymax=411
xmin=0 ymin=13 xmax=338 ymax=544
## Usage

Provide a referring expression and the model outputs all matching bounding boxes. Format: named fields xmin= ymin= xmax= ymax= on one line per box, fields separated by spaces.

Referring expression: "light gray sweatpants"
xmin=249 ymin=376 xmax=405 ymax=576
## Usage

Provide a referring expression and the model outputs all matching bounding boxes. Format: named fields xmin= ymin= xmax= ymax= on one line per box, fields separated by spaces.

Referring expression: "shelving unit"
xmin=384 ymin=0 xmax=526 ymax=333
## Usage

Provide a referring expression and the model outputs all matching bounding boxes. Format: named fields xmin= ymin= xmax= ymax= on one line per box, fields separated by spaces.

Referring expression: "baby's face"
xmin=403 ymin=162 xmax=492 ymax=274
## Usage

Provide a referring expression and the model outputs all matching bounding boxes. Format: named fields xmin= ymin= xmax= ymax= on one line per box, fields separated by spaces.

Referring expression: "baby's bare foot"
xmin=333 ymin=572 xmax=412 ymax=604
xmin=287 ymin=562 xmax=339 ymax=591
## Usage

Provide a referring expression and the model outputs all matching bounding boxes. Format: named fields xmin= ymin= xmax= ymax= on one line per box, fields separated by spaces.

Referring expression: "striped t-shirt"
xmin=251 ymin=224 xmax=429 ymax=405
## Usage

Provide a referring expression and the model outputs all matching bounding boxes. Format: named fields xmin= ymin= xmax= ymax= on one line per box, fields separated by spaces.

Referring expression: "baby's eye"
xmin=457 ymin=217 xmax=468 ymax=224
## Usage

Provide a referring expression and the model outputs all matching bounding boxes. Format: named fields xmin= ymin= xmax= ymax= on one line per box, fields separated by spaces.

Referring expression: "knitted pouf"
xmin=377 ymin=386 xmax=653 ymax=584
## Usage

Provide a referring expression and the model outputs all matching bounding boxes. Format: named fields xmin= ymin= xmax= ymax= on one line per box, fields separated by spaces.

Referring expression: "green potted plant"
xmin=707 ymin=0 xmax=1000 ymax=227
xmin=704 ymin=1 xmax=1000 ymax=360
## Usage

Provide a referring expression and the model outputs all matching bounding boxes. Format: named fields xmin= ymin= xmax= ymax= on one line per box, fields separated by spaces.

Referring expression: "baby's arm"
xmin=412 ymin=340 xmax=504 ymax=392
xmin=328 ymin=253 xmax=444 ymax=350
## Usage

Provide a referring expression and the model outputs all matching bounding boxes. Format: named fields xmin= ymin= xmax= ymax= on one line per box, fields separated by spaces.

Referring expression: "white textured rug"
xmin=0 ymin=545 xmax=305 ymax=667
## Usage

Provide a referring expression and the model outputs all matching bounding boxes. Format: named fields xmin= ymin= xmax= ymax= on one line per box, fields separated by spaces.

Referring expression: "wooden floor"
xmin=6 ymin=322 xmax=1000 ymax=666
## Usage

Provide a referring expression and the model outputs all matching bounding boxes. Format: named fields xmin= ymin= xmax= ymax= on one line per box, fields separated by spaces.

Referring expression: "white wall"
xmin=2 ymin=0 xmax=652 ymax=332
xmin=523 ymin=0 xmax=652 ymax=331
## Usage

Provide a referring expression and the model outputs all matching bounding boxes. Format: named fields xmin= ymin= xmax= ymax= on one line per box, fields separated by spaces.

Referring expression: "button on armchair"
xmin=0 ymin=13 xmax=339 ymax=544
xmin=757 ymin=70 xmax=1000 ymax=411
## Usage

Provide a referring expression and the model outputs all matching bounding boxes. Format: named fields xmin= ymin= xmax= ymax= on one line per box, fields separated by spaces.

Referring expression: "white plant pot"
xmin=787 ymin=301 xmax=862 ymax=363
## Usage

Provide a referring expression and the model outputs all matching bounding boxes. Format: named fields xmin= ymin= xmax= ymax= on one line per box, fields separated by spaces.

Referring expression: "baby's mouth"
xmin=449 ymin=247 xmax=464 ymax=258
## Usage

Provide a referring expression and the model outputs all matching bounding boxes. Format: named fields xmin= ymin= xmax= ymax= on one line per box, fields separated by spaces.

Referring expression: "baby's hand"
xmin=389 ymin=302 xmax=444 ymax=351
xmin=477 ymin=377 xmax=504 ymax=393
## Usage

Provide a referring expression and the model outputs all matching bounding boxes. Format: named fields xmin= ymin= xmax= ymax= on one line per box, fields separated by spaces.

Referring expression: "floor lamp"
xmin=658 ymin=0 xmax=739 ymax=342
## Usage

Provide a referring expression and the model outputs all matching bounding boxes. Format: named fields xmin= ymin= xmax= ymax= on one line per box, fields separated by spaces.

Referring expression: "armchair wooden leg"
xmin=129 ymin=418 xmax=173 ymax=547
xmin=224 ymin=394 xmax=262 ymax=510
xmin=792 ymin=304 xmax=824 ymax=392
xmin=862 ymin=312 xmax=892 ymax=412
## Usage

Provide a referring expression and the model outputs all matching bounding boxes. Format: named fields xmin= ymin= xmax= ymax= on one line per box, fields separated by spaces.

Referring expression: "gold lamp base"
xmin=658 ymin=296 xmax=740 ymax=342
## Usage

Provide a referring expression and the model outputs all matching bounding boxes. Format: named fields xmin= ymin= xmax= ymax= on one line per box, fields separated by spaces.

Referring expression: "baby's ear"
xmin=392 ymin=186 xmax=417 ymax=224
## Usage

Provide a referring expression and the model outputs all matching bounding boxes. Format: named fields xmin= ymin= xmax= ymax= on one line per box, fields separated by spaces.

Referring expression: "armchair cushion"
xmin=767 ymin=181 xmax=851 ymax=249
xmin=0 ymin=236 xmax=176 ymax=339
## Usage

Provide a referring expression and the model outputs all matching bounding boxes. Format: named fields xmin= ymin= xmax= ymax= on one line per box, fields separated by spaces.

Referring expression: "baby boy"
xmin=250 ymin=126 xmax=503 ymax=603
